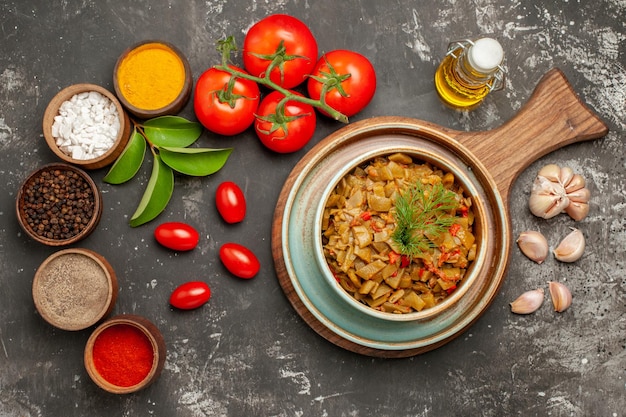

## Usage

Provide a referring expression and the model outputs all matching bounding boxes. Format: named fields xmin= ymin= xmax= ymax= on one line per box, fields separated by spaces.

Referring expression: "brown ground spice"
xmin=34 ymin=253 xmax=110 ymax=328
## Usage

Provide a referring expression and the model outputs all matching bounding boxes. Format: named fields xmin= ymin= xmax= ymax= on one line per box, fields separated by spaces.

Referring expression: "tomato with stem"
xmin=254 ymin=90 xmax=316 ymax=153
xmin=243 ymin=14 xmax=318 ymax=89
xmin=307 ymin=50 xmax=376 ymax=117
xmin=193 ymin=65 xmax=260 ymax=136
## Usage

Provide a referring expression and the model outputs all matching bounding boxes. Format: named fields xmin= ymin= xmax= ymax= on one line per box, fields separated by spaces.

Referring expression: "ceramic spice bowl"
xmin=32 ymin=248 xmax=118 ymax=331
xmin=42 ymin=83 xmax=131 ymax=170
xmin=16 ymin=162 xmax=103 ymax=246
xmin=113 ymin=40 xmax=193 ymax=119
xmin=84 ymin=315 xmax=167 ymax=394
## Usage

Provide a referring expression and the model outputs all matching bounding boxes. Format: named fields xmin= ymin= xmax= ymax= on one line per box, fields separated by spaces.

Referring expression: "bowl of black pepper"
xmin=16 ymin=163 xmax=103 ymax=246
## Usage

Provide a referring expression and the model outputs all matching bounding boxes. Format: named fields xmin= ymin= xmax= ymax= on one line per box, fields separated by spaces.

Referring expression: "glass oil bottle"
xmin=434 ymin=37 xmax=506 ymax=109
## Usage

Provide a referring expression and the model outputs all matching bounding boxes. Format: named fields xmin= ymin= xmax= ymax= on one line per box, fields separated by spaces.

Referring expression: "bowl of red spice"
xmin=113 ymin=40 xmax=193 ymax=119
xmin=16 ymin=163 xmax=103 ymax=246
xmin=84 ymin=315 xmax=167 ymax=394
xmin=32 ymin=248 xmax=118 ymax=331
xmin=42 ymin=83 xmax=132 ymax=170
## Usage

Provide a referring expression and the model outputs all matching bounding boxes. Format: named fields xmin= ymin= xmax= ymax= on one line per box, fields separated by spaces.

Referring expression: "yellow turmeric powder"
xmin=116 ymin=43 xmax=186 ymax=110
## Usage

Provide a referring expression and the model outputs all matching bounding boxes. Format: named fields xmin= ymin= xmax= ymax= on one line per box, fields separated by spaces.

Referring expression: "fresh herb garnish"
xmin=392 ymin=181 xmax=458 ymax=257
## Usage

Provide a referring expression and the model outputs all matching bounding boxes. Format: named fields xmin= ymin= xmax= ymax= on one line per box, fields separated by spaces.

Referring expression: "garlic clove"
xmin=565 ymin=201 xmax=589 ymax=221
xmin=567 ymin=187 xmax=590 ymax=203
xmin=553 ymin=227 xmax=585 ymax=262
xmin=537 ymin=164 xmax=561 ymax=182
xmin=548 ymin=281 xmax=572 ymax=312
xmin=564 ymin=174 xmax=586 ymax=193
xmin=559 ymin=166 xmax=574 ymax=187
xmin=510 ymin=288 xmax=545 ymax=314
xmin=529 ymin=193 xmax=569 ymax=219
xmin=517 ymin=231 xmax=549 ymax=264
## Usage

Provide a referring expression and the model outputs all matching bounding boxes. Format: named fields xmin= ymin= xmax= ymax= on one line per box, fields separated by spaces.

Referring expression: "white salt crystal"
xmin=50 ymin=90 xmax=120 ymax=160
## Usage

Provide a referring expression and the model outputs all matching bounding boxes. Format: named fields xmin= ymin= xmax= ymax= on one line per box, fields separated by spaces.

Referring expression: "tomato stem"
xmin=214 ymin=36 xmax=349 ymax=124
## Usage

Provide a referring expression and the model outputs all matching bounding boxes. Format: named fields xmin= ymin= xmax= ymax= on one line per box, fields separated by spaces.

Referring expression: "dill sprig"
xmin=392 ymin=181 xmax=458 ymax=257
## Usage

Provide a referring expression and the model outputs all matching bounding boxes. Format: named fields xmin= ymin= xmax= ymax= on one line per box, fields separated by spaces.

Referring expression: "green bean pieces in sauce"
xmin=321 ymin=153 xmax=477 ymax=314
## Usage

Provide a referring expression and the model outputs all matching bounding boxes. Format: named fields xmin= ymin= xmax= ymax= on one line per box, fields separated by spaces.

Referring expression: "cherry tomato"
xmin=243 ymin=14 xmax=318 ymax=89
xmin=193 ymin=65 xmax=260 ymax=136
xmin=170 ymin=281 xmax=211 ymax=310
xmin=254 ymin=90 xmax=316 ymax=153
xmin=219 ymin=243 xmax=260 ymax=279
xmin=216 ymin=181 xmax=246 ymax=224
xmin=307 ymin=50 xmax=376 ymax=117
xmin=154 ymin=222 xmax=200 ymax=251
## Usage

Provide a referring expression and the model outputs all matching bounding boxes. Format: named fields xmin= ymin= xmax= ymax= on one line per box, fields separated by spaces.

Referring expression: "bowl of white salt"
xmin=43 ymin=83 xmax=132 ymax=170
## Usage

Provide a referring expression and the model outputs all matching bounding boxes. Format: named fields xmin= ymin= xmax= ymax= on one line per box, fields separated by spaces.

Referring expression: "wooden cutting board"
xmin=271 ymin=68 xmax=608 ymax=357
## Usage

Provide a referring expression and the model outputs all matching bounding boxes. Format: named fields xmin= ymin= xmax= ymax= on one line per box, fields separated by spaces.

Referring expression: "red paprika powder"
xmin=92 ymin=324 xmax=154 ymax=387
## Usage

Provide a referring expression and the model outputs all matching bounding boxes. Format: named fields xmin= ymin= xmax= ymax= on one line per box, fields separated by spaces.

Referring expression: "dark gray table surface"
xmin=1 ymin=1 xmax=624 ymax=416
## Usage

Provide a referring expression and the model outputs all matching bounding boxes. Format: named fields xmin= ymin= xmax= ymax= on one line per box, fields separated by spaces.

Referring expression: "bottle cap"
xmin=467 ymin=38 xmax=504 ymax=73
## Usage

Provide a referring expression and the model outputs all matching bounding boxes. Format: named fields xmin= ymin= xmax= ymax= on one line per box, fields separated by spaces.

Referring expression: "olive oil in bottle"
xmin=434 ymin=37 xmax=505 ymax=109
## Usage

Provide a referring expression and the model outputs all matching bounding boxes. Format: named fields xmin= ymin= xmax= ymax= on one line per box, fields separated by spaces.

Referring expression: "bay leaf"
xmin=129 ymin=154 xmax=174 ymax=227
xmin=159 ymin=147 xmax=233 ymax=176
xmin=103 ymin=129 xmax=146 ymax=184
xmin=142 ymin=116 xmax=202 ymax=148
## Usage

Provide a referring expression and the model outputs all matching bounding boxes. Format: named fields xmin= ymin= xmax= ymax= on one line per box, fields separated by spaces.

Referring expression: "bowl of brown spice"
xmin=42 ymin=83 xmax=132 ymax=170
xmin=16 ymin=163 xmax=103 ymax=246
xmin=32 ymin=248 xmax=118 ymax=331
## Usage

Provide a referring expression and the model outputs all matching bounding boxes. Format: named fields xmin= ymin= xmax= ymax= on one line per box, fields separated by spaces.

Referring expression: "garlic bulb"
xmin=517 ymin=231 xmax=549 ymax=264
xmin=553 ymin=228 xmax=585 ymax=262
xmin=510 ymin=288 xmax=545 ymax=314
xmin=548 ymin=281 xmax=572 ymax=312
xmin=528 ymin=164 xmax=590 ymax=221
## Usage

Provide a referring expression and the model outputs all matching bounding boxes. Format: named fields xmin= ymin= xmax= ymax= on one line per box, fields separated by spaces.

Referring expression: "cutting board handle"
xmin=447 ymin=68 xmax=608 ymax=206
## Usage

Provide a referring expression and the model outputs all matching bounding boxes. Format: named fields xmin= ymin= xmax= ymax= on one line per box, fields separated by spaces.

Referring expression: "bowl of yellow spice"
xmin=114 ymin=40 xmax=193 ymax=119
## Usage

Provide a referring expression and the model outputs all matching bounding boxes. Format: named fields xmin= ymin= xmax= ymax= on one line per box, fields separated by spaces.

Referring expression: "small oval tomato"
xmin=307 ymin=50 xmax=376 ymax=117
xmin=154 ymin=222 xmax=200 ymax=251
xmin=254 ymin=90 xmax=316 ymax=153
xmin=216 ymin=181 xmax=246 ymax=224
xmin=243 ymin=14 xmax=318 ymax=89
xmin=219 ymin=243 xmax=260 ymax=279
xmin=170 ymin=281 xmax=211 ymax=310
xmin=193 ymin=65 xmax=260 ymax=136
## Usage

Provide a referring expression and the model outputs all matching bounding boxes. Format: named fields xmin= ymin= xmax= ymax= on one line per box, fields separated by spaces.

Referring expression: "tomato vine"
xmin=214 ymin=36 xmax=350 ymax=124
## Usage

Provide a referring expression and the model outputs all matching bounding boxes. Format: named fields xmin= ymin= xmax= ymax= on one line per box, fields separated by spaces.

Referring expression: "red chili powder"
xmin=92 ymin=324 xmax=154 ymax=387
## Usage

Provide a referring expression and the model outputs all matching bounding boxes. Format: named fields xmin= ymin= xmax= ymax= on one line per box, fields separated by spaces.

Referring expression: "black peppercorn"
xmin=21 ymin=168 xmax=96 ymax=241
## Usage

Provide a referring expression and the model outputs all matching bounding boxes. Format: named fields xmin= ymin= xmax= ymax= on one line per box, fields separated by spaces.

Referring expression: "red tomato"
xmin=193 ymin=65 xmax=260 ymax=136
xmin=307 ymin=50 xmax=376 ymax=117
xmin=254 ymin=90 xmax=316 ymax=153
xmin=219 ymin=243 xmax=260 ymax=279
xmin=243 ymin=14 xmax=318 ymax=89
xmin=170 ymin=281 xmax=211 ymax=310
xmin=216 ymin=181 xmax=246 ymax=224
xmin=154 ymin=222 xmax=200 ymax=251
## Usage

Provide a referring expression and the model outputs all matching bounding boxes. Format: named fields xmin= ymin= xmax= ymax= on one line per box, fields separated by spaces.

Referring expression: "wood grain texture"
xmin=447 ymin=68 xmax=609 ymax=208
